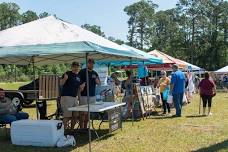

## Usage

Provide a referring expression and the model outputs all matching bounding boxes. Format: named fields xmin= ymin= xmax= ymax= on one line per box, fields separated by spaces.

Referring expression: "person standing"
xmin=158 ymin=71 xmax=171 ymax=115
xmin=60 ymin=61 xmax=84 ymax=132
xmin=170 ymin=64 xmax=185 ymax=117
xmin=78 ymin=58 xmax=100 ymax=129
xmin=198 ymin=72 xmax=216 ymax=116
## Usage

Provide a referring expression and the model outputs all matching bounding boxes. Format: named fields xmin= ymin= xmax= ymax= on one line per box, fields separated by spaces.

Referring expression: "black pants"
xmin=201 ymin=95 xmax=212 ymax=107
xmin=160 ymin=92 xmax=170 ymax=113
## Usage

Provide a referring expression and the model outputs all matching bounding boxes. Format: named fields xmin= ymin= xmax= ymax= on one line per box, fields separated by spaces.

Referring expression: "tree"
xmin=0 ymin=2 xmax=20 ymax=30
xmin=108 ymin=36 xmax=124 ymax=45
xmin=124 ymin=0 xmax=158 ymax=49
xmin=21 ymin=10 xmax=38 ymax=24
xmin=39 ymin=12 xmax=50 ymax=18
xmin=81 ymin=24 xmax=105 ymax=37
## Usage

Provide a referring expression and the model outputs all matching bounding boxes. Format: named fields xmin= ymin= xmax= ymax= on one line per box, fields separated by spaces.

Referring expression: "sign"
xmin=82 ymin=64 xmax=109 ymax=85
xmin=108 ymin=107 xmax=121 ymax=133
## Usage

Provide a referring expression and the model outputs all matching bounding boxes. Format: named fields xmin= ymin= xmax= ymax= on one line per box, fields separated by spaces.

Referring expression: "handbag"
xmin=162 ymin=88 xmax=169 ymax=101
xmin=167 ymin=95 xmax=173 ymax=104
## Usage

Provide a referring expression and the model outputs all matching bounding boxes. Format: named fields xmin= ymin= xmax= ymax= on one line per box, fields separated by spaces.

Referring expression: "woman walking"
xmin=198 ymin=72 xmax=216 ymax=116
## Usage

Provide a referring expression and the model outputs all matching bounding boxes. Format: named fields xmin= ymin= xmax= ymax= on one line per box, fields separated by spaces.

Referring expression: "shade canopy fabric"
xmin=148 ymin=50 xmax=187 ymax=69
xmin=215 ymin=65 xmax=228 ymax=73
xmin=96 ymin=44 xmax=163 ymax=65
xmin=0 ymin=16 xmax=145 ymax=65
xmin=181 ymin=60 xmax=204 ymax=71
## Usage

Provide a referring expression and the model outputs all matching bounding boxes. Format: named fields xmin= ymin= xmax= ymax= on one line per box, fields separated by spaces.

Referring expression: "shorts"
xmin=79 ymin=96 xmax=96 ymax=105
xmin=60 ymin=96 xmax=79 ymax=118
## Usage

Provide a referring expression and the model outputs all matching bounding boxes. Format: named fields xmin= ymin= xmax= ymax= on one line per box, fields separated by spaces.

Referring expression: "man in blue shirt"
xmin=170 ymin=64 xmax=185 ymax=117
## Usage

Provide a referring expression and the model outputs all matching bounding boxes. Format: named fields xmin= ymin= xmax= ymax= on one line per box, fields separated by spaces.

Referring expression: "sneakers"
xmin=208 ymin=112 xmax=213 ymax=116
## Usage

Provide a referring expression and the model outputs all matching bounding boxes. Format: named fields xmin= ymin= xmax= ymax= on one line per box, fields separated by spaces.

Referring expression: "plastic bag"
xmin=167 ymin=95 xmax=173 ymax=104
xmin=57 ymin=135 xmax=76 ymax=147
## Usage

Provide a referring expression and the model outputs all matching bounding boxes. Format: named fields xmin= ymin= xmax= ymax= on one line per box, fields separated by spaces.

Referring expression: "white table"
xmin=69 ymin=102 xmax=126 ymax=137
xmin=68 ymin=102 xmax=126 ymax=112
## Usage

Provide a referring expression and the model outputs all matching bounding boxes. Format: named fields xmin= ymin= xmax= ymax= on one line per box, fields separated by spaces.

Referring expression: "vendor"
xmin=78 ymin=58 xmax=100 ymax=129
xmin=60 ymin=61 xmax=85 ymax=132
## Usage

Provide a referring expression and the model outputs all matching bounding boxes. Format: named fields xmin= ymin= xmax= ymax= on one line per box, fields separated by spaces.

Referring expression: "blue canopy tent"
xmin=0 ymin=16 xmax=146 ymax=151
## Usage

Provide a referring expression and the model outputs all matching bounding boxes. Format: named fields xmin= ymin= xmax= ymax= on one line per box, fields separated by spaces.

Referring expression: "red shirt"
xmin=198 ymin=79 xmax=215 ymax=96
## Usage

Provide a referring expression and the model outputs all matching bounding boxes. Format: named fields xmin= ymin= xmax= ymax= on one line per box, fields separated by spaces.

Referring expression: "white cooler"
xmin=11 ymin=120 xmax=64 ymax=147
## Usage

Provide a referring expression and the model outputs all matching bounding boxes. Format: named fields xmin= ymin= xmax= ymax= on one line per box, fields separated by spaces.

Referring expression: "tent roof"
xmin=121 ymin=45 xmax=162 ymax=64
xmin=215 ymin=65 xmax=228 ymax=73
xmin=0 ymin=16 xmax=146 ymax=65
xmin=148 ymin=50 xmax=187 ymax=69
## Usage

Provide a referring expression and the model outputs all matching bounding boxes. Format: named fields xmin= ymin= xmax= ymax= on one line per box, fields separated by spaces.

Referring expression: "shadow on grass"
xmin=0 ymin=128 xmax=113 ymax=152
xmin=186 ymin=115 xmax=207 ymax=118
xmin=74 ymin=128 xmax=112 ymax=147
xmin=147 ymin=116 xmax=176 ymax=119
xmin=193 ymin=139 xmax=228 ymax=152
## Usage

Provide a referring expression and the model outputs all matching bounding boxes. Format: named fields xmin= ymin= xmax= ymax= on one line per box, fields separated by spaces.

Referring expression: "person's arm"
xmin=170 ymin=74 xmax=176 ymax=94
xmin=60 ymin=72 xmax=68 ymax=86
xmin=95 ymin=72 xmax=101 ymax=85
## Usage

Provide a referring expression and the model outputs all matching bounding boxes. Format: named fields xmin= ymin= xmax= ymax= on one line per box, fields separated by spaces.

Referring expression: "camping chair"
xmin=38 ymin=75 xmax=62 ymax=120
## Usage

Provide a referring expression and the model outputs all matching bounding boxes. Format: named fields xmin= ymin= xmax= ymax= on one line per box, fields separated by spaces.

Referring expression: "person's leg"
xmin=165 ymin=100 xmax=171 ymax=113
xmin=0 ymin=114 xmax=17 ymax=124
xmin=201 ymin=95 xmax=207 ymax=115
xmin=79 ymin=96 xmax=88 ymax=129
xmin=173 ymin=94 xmax=181 ymax=116
xmin=61 ymin=96 xmax=73 ymax=130
xmin=14 ymin=112 xmax=29 ymax=120
xmin=207 ymin=96 xmax=212 ymax=115
xmin=160 ymin=93 xmax=166 ymax=114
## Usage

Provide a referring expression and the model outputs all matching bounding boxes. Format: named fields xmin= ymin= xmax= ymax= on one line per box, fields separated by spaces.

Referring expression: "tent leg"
xmin=32 ymin=57 xmax=39 ymax=120
xmin=130 ymin=57 xmax=134 ymax=126
xmin=86 ymin=53 xmax=92 ymax=152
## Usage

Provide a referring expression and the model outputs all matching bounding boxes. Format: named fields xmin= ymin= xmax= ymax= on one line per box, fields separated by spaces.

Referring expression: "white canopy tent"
xmin=0 ymin=16 xmax=146 ymax=65
xmin=0 ymin=16 xmax=152 ymax=151
xmin=215 ymin=65 xmax=228 ymax=74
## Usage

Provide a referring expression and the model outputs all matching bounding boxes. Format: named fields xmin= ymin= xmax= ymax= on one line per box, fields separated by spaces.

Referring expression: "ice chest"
xmin=11 ymin=120 xmax=64 ymax=147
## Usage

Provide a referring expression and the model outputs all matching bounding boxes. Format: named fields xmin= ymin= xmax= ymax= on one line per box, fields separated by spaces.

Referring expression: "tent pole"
xmin=86 ymin=53 xmax=92 ymax=152
xmin=108 ymin=63 xmax=111 ymax=76
xmin=130 ymin=57 xmax=134 ymax=126
xmin=143 ymin=61 xmax=149 ymax=118
xmin=14 ymin=64 xmax=17 ymax=82
xmin=32 ymin=56 xmax=39 ymax=119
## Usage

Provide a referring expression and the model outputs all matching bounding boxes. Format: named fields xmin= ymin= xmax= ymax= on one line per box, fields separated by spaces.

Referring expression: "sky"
xmin=0 ymin=0 xmax=178 ymax=41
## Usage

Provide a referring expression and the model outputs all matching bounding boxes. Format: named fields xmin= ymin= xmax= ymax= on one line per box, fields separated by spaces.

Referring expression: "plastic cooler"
xmin=11 ymin=120 xmax=64 ymax=147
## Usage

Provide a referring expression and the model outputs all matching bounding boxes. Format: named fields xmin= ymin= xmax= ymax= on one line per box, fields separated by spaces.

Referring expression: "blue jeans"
xmin=173 ymin=93 xmax=184 ymax=116
xmin=0 ymin=112 xmax=29 ymax=124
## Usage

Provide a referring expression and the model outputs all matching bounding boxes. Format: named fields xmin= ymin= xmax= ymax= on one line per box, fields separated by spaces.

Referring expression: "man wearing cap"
xmin=78 ymin=58 xmax=100 ymax=129
xmin=170 ymin=64 xmax=185 ymax=117
xmin=60 ymin=61 xmax=85 ymax=132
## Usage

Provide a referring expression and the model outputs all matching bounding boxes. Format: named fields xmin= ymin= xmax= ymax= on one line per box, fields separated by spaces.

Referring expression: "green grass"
xmin=0 ymin=82 xmax=228 ymax=152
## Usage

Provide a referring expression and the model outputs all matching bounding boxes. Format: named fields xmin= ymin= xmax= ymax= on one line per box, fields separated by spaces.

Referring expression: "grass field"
xmin=0 ymin=83 xmax=228 ymax=152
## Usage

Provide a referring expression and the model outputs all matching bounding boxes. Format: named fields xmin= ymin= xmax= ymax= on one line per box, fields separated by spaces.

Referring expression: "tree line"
xmin=0 ymin=0 xmax=227 ymax=82
xmin=124 ymin=0 xmax=227 ymax=70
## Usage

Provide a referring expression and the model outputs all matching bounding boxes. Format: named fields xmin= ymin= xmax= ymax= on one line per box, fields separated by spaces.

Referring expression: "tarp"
xmin=0 ymin=16 xmax=145 ymax=65
xmin=148 ymin=50 xmax=187 ymax=69
xmin=97 ymin=44 xmax=163 ymax=65
xmin=215 ymin=65 xmax=228 ymax=73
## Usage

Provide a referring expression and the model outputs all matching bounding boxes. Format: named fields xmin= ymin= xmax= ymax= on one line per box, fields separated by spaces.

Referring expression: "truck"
xmin=5 ymin=79 xmax=39 ymax=107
